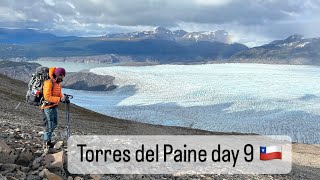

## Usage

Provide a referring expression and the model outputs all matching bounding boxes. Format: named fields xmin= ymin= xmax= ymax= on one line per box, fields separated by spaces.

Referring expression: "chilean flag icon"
xmin=260 ymin=146 xmax=282 ymax=160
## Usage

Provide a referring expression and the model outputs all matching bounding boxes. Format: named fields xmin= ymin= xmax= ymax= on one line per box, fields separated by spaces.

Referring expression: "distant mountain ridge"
xmin=0 ymin=27 xmax=320 ymax=65
xmin=0 ymin=28 xmax=78 ymax=44
xmin=103 ymin=27 xmax=231 ymax=44
xmin=231 ymin=34 xmax=320 ymax=65
xmin=0 ymin=27 xmax=231 ymax=44
xmin=0 ymin=27 xmax=247 ymax=64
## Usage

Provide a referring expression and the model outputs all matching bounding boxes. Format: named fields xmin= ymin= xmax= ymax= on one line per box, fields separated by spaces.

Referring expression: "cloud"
xmin=66 ymin=2 xmax=76 ymax=9
xmin=44 ymin=0 xmax=55 ymax=6
xmin=0 ymin=0 xmax=319 ymax=46
xmin=0 ymin=7 xmax=27 ymax=22
xmin=195 ymin=0 xmax=231 ymax=6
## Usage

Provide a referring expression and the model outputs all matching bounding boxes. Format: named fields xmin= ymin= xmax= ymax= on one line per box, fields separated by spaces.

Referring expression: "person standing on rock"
xmin=41 ymin=67 xmax=70 ymax=150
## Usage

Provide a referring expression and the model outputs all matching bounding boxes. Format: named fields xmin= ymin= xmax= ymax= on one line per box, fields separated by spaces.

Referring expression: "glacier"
xmin=62 ymin=63 xmax=320 ymax=144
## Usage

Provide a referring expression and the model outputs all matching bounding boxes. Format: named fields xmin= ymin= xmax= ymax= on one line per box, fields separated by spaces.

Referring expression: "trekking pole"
xmin=64 ymin=94 xmax=73 ymax=139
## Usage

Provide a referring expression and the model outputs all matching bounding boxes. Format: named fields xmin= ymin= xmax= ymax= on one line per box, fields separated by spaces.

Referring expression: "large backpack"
xmin=26 ymin=66 xmax=52 ymax=106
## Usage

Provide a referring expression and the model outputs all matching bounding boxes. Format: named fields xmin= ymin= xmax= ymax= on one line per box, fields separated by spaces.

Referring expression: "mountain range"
xmin=231 ymin=34 xmax=320 ymax=65
xmin=0 ymin=27 xmax=319 ymax=65
xmin=102 ymin=27 xmax=231 ymax=43
xmin=0 ymin=27 xmax=232 ymax=44
xmin=0 ymin=27 xmax=247 ymax=63
xmin=0 ymin=28 xmax=78 ymax=44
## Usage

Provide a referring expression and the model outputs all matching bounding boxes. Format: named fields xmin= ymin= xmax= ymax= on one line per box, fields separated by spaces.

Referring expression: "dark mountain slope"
xmin=0 ymin=28 xmax=77 ymax=44
xmin=231 ymin=35 xmax=320 ymax=65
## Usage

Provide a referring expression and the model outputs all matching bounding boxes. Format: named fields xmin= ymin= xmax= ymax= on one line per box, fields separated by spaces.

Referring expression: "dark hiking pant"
xmin=41 ymin=106 xmax=58 ymax=142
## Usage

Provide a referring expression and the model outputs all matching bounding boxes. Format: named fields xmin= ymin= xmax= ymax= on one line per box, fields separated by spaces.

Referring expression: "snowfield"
xmin=63 ymin=63 xmax=320 ymax=144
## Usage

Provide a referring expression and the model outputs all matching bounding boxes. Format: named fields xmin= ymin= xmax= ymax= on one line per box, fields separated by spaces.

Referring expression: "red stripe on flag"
xmin=260 ymin=152 xmax=282 ymax=160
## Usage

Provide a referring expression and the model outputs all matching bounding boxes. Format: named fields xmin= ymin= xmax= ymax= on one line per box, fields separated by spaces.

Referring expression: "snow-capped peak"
xmin=153 ymin=27 xmax=171 ymax=34
xmin=284 ymin=34 xmax=303 ymax=43
xmin=102 ymin=28 xmax=231 ymax=43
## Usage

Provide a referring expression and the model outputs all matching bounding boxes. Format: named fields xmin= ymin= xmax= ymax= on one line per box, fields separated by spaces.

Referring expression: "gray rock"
xmin=15 ymin=170 xmax=27 ymax=179
xmin=5 ymin=176 xmax=18 ymax=180
xmin=89 ymin=174 xmax=102 ymax=180
xmin=21 ymin=133 xmax=32 ymax=139
xmin=34 ymin=150 xmax=44 ymax=157
xmin=39 ymin=168 xmax=48 ymax=178
xmin=0 ymin=174 xmax=8 ymax=180
xmin=4 ymin=173 xmax=15 ymax=177
xmin=15 ymin=148 xmax=33 ymax=166
xmin=37 ymin=166 xmax=45 ymax=171
xmin=135 ymin=175 xmax=146 ymax=179
xmin=48 ymin=168 xmax=67 ymax=180
xmin=32 ymin=157 xmax=43 ymax=170
xmin=35 ymin=144 xmax=42 ymax=148
xmin=0 ymin=140 xmax=18 ymax=164
xmin=73 ymin=176 xmax=83 ymax=180
xmin=26 ymin=175 xmax=41 ymax=180
xmin=13 ymin=135 xmax=23 ymax=140
xmin=0 ymin=133 xmax=10 ymax=139
xmin=20 ymin=166 xmax=30 ymax=173
xmin=28 ymin=170 xmax=39 ymax=175
xmin=42 ymin=169 xmax=63 ymax=180
xmin=14 ymin=148 xmax=23 ymax=155
xmin=0 ymin=140 xmax=11 ymax=152
xmin=0 ymin=164 xmax=18 ymax=174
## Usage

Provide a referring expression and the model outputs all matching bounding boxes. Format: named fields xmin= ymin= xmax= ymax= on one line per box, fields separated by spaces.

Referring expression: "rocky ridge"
xmin=231 ymin=35 xmax=320 ymax=65
xmin=0 ymin=61 xmax=116 ymax=91
xmin=0 ymin=61 xmax=40 ymax=83
xmin=62 ymin=72 xmax=116 ymax=91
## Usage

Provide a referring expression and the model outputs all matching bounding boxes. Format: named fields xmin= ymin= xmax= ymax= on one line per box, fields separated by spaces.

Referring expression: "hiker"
xmin=41 ymin=67 xmax=70 ymax=148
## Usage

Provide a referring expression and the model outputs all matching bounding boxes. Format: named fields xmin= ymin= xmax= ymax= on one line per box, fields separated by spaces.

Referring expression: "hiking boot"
xmin=47 ymin=141 xmax=55 ymax=148
xmin=43 ymin=143 xmax=49 ymax=154
xmin=43 ymin=141 xmax=56 ymax=154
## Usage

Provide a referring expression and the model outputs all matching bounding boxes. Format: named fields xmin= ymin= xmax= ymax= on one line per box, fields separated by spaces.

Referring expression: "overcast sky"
xmin=0 ymin=0 xmax=319 ymax=46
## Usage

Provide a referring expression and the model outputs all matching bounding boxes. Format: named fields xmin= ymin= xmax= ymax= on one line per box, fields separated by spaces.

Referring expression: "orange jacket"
xmin=41 ymin=67 xmax=63 ymax=109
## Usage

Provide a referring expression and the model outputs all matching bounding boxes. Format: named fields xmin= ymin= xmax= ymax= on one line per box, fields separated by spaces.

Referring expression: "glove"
xmin=60 ymin=96 xmax=70 ymax=104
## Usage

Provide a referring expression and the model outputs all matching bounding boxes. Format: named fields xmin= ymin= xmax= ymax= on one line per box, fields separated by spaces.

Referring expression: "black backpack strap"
xmin=51 ymin=79 xmax=54 ymax=91
xmin=28 ymin=74 xmax=37 ymax=90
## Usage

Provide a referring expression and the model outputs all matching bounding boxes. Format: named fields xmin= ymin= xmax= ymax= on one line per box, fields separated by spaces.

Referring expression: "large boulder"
xmin=15 ymin=148 xmax=33 ymax=166
xmin=43 ymin=151 xmax=64 ymax=169
xmin=62 ymin=72 xmax=116 ymax=91
xmin=0 ymin=140 xmax=18 ymax=164
xmin=43 ymin=151 xmax=67 ymax=179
